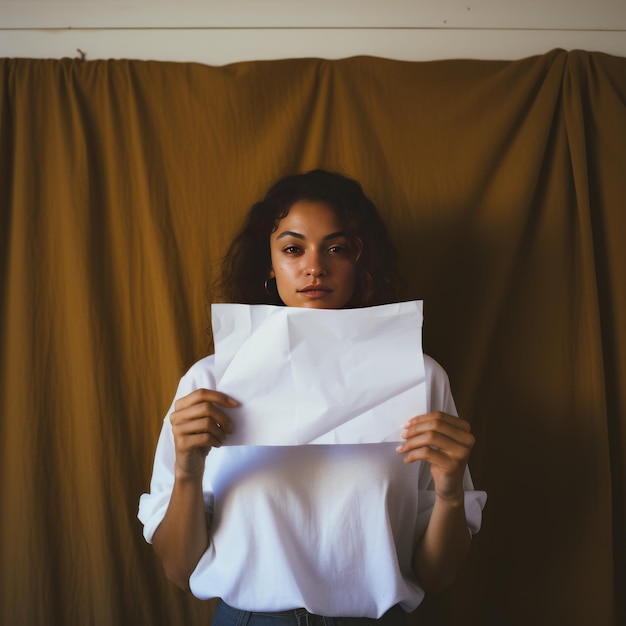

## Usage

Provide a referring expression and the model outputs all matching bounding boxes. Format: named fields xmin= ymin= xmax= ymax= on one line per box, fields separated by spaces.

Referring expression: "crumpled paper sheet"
xmin=212 ymin=300 xmax=426 ymax=445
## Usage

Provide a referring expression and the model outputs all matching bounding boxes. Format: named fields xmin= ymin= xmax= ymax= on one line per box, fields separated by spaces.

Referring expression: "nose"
xmin=305 ymin=251 xmax=327 ymax=277
xmin=307 ymin=267 xmax=325 ymax=277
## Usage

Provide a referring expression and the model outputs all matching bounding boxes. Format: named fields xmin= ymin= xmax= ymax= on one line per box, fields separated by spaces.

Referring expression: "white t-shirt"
xmin=138 ymin=354 xmax=486 ymax=618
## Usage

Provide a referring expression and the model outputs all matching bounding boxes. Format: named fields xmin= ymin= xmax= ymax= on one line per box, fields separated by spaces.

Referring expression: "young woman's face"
xmin=269 ymin=200 xmax=357 ymax=309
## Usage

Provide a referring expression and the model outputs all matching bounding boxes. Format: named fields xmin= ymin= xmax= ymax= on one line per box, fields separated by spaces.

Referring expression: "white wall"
xmin=1 ymin=0 xmax=625 ymax=64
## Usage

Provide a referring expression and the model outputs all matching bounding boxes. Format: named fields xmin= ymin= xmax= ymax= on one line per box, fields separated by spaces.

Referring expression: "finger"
xmin=398 ymin=444 xmax=449 ymax=466
xmin=176 ymin=430 xmax=226 ymax=451
xmin=173 ymin=414 xmax=230 ymax=446
xmin=172 ymin=407 xmax=233 ymax=438
xmin=174 ymin=388 xmax=239 ymax=411
xmin=396 ymin=437 xmax=472 ymax=463
xmin=172 ymin=400 xmax=234 ymax=434
xmin=396 ymin=424 xmax=475 ymax=462
xmin=175 ymin=414 xmax=228 ymax=437
xmin=401 ymin=420 xmax=474 ymax=449
xmin=403 ymin=411 xmax=471 ymax=433
xmin=397 ymin=441 xmax=469 ymax=469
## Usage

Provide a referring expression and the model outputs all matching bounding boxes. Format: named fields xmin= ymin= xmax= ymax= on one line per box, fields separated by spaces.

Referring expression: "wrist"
xmin=435 ymin=490 xmax=465 ymax=507
xmin=174 ymin=462 xmax=205 ymax=484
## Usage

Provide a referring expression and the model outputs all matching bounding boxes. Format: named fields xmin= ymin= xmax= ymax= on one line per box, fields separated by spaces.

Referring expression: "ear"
xmin=268 ymin=269 xmax=275 ymax=279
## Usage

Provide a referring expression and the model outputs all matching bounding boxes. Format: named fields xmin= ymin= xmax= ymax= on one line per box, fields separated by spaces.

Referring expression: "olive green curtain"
xmin=0 ymin=50 xmax=624 ymax=626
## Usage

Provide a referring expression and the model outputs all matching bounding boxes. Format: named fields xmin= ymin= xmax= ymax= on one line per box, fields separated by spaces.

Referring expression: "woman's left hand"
xmin=396 ymin=412 xmax=475 ymax=501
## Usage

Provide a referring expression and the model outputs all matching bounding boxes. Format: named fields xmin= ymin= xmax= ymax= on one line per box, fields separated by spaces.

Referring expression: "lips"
xmin=298 ymin=285 xmax=332 ymax=297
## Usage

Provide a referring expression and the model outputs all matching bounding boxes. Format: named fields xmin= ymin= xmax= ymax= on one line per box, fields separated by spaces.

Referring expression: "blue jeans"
xmin=211 ymin=600 xmax=407 ymax=625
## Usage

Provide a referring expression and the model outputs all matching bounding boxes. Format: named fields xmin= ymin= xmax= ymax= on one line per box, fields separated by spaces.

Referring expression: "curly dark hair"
xmin=216 ymin=169 xmax=401 ymax=308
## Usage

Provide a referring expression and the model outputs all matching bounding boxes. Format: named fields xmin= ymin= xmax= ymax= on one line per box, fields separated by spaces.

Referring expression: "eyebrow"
xmin=275 ymin=230 xmax=347 ymax=241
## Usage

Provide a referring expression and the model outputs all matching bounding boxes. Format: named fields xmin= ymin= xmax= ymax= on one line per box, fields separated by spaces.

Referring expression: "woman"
xmin=138 ymin=170 xmax=486 ymax=625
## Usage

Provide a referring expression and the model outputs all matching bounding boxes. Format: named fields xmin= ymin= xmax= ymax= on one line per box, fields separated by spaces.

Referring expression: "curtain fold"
xmin=563 ymin=50 xmax=626 ymax=619
xmin=0 ymin=50 xmax=624 ymax=626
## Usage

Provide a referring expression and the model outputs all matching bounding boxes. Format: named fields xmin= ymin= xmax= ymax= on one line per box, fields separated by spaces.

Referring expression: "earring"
xmin=264 ymin=278 xmax=274 ymax=295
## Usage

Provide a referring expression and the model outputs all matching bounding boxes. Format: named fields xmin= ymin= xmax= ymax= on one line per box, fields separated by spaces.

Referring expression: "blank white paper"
xmin=212 ymin=300 xmax=426 ymax=445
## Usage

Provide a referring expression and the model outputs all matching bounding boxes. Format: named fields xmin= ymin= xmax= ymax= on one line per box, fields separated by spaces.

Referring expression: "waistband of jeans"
xmin=248 ymin=604 xmax=403 ymax=620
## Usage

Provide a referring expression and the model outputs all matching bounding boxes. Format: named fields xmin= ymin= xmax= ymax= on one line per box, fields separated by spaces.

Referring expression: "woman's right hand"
xmin=170 ymin=389 xmax=238 ymax=479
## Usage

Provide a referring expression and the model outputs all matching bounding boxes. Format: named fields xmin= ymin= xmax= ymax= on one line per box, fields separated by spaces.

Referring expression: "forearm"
xmin=413 ymin=494 xmax=471 ymax=593
xmin=152 ymin=467 xmax=209 ymax=590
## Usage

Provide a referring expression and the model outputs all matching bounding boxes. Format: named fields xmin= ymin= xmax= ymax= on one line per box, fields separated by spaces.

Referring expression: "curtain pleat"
xmin=0 ymin=50 xmax=623 ymax=626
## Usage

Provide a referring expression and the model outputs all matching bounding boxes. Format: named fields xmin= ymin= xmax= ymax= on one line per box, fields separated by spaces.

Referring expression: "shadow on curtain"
xmin=0 ymin=49 xmax=624 ymax=626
